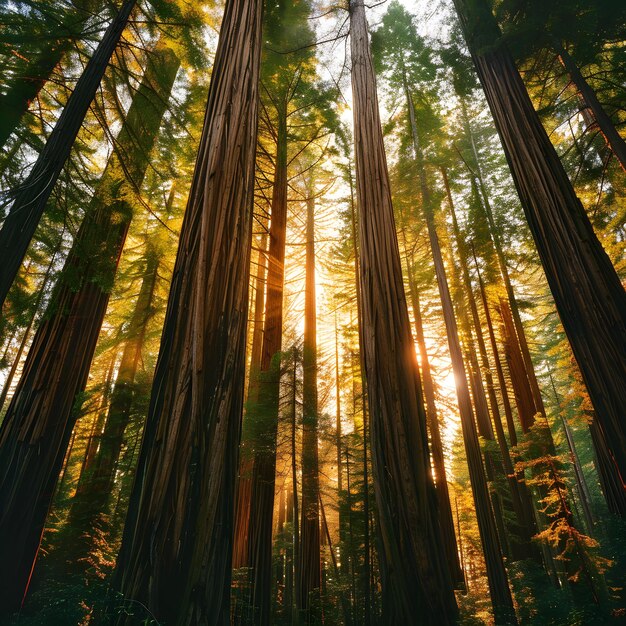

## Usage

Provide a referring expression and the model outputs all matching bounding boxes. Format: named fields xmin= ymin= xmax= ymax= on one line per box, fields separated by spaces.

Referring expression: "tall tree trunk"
xmin=246 ymin=104 xmax=288 ymax=624
xmin=498 ymin=299 xmax=540 ymax=433
xmin=444 ymin=170 xmax=539 ymax=562
xmin=0 ymin=0 xmax=136 ymax=309
xmin=400 ymin=228 xmax=464 ymax=586
xmin=554 ymin=42 xmax=626 ymax=173
xmin=0 ymin=40 xmax=178 ymax=614
xmin=66 ymin=248 xmax=160 ymax=563
xmin=349 ymin=1 xmax=458 ymax=623
xmin=403 ymin=68 xmax=515 ymax=623
xmin=472 ymin=252 xmax=518 ymax=447
xmin=290 ymin=348 xmax=300 ymax=623
xmin=334 ymin=313 xmax=343 ymax=542
xmin=347 ymin=166 xmax=373 ymax=626
xmin=298 ymin=193 xmax=321 ymax=620
xmin=453 ymin=0 xmax=626 ymax=480
xmin=233 ymin=223 xmax=269 ymax=571
xmin=110 ymin=0 xmax=263 ymax=620
xmin=75 ymin=350 xmax=118 ymax=488
xmin=557 ymin=411 xmax=595 ymax=534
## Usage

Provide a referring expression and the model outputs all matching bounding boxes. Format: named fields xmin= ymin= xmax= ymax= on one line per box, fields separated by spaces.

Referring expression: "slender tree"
xmin=244 ymin=1 xmax=317 ymax=620
xmin=0 ymin=0 xmax=136 ymax=308
xmin=298 ymin=191 xmax=321 ymax=620
xmin=66 ymin=245 xmax=161 ymax=565
xmin=400 ymin=227 xmax=464 ymax=586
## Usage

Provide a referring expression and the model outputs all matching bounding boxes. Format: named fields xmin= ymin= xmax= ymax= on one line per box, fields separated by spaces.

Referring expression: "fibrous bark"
xmin=349 ymin=1 xmax=458 ymax=622
xmin=110 ymin=0 xmax=263 ymax=620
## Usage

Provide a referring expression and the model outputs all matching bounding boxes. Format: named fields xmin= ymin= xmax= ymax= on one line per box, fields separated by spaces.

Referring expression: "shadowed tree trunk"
xmin=0 ymin=40 xmax=178 ymax=615
xmin=349 ymin=1 xmax=458 ymax=622
xmin=401 ymin=61 xmax=515 ymax=622
xmin=471 ymin=250 xmax=519 ymax=447
xmin=290 ymin=347 xmax=300 ymax=622
xmin=346 ymin=162 xmax=373 ymax=625
xmin=233 ymin=222 xmax=269 ymax=571
xmin=246 ymin=103 xmax=288 ymax=624
xmin=453 ymin=0 xmax=626 ymax=480
xmin=0 ymin=0 xmax=136 ymax=309
xmin=298 ymin=193 xmax=321 ymax=621
xmin=109 ymin=0 xmax=263 ymax=620
xmin=400 ymin=228 xmax=464 ymax=587
xmin=555 ymin=42 xmax=626 ymax=173
xmin=66 ymin=247 xmax=160 ymax=566
xmin=498 ymin=299 xmax=540 ymax=433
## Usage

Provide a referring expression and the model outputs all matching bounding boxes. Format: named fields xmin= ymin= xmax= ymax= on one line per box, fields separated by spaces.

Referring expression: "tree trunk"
xmin=246 ymin=103 xmax=288 ymax=624
xmin=454 ymin=0 xmax=626 ymax=480
xmin=472 ymin=252 xmax=519 ymax=447
xmin=400 ymin=228 xmax=464 ymax=587
xmin=233 ymin=223 xmax=269 ymax=571
xmin=66 ymin=249 xmax=160 ymax=560
xmin=349 ymin=1 xmax=458 ymax=622
xmin=498 ymin=299 xmax=540 ymax=433
xmin=0 ymin=39 xmax=178 ymax=615
xmin=290 ymin=348 xmax=300 ymax=623
xmin=298 ymin=193 xmax=321 ymax=621
xmin=0 ymin=0 xmax=136 ymax=309
xmin=110 ymin=0 xmax=263 ymax=620
xmin=347 ymin=168 xmax=373 ymax=626
xmin=402 ymin=64 xmax=515 ymax=622
xmin=555 ymin=42 xmax=626 ymax=173
xmin=334 ymin=312 xmax=343 ymax=512
xmin=75 ymin=350 xmax=119 ymax=492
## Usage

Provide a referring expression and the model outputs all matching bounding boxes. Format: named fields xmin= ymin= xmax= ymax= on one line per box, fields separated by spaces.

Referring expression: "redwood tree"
xmin=0 ymin=39 xmax=178 ymax=615
xmin=0 ymin=0 xmax=136 ymax=308
xmin=111 ymin=0 xmax=264 ymax=621
xmin=298 ymin=192 xmax=321 ymax=620
xmin=349 ymin=0 xmax=458 ymax=622
xmin=453 ymin=0 xmax=626 ymax=482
